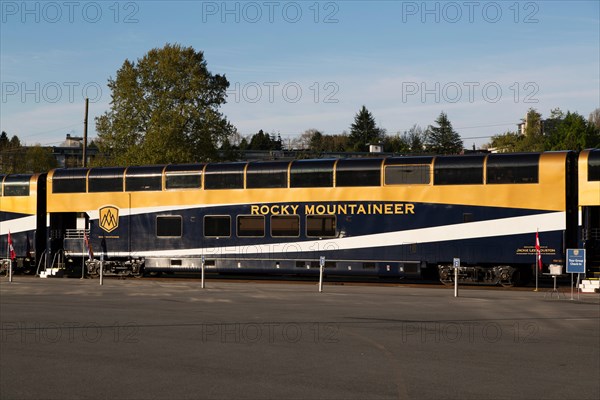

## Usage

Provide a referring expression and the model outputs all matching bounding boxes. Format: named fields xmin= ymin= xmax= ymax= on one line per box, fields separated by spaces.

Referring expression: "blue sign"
xmin=566 ymin=248 xmax=586 ymax=273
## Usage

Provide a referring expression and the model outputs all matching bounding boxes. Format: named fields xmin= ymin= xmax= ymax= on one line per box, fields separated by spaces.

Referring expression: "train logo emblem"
xmin=99 ymin=206 xmax=119 ymax=233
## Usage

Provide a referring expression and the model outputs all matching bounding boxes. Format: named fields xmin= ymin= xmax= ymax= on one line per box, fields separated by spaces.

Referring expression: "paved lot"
xmin=1 ymin=276 xmax=599 ymax=400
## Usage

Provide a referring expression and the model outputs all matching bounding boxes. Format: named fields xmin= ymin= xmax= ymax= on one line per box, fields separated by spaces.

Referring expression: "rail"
xmin=65 ymin=229 xmax=91 ymax=239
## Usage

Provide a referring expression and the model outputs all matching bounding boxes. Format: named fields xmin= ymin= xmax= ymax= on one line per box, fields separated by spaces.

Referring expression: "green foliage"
xmin=95 ymin=43 xmax=235 ymax=166
xmin=488 ymin=107 xmax=600 ymax=152
xmin=0 ymin=132 xmax=57 ymax=173
xmin=546 ymin=111 xmax=600 ymax=150
xmin=516 ymin=108 xmax=545 ymax=152
xmin=0 ymin=132 xmax=24 ymax=173
xmin=0 ymin=131 xmax=9 ymax=149
xmin=489 ymin=131 xmax=523 ymax=153
xmin=26 ymin=146 xmax=58 ymax=173
xmin=348 ymin=106 xmax=385 ymax=152
xmin=247 ymin=130 xmax=282 ymax=151
xmin=424 ymin=112 xmax=463 ymax=154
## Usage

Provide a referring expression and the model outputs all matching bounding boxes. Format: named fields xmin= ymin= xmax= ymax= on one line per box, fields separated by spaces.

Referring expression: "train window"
xmin=237 ymin=215 xmax=265 ymax=237
xmin=306 ymin=215 xmax=336 ymax=237
xmin=588 ymin=149 xmax=600 ymax=181
xmin=246 ymin=161 xmax=289 ymax=189
xmin=204 ymin=215 xmax=231 ymax=237
xmin=434 ymin=155 xmax=485 ymax=185
xmin=3 ymin=175 xmax=31 ymax=196
xmin=271 ymin=215 xmax=300 ymax=237
xmin=0 ymin=174 xmax=5 ymax=196
xmin=126 ymin=165 xmax=165 ymax=191
xmin=52 ymin=168 xmax=87 ymax=193
xmin=88 ymin=167 xmax=125 ymax=192
xmin=385 ymin=165 xmax=430 ymax=185
xmin=486 ymin=153 xmax=540 ymax=184
xmin=156 ymin=216 xmax=182 ymax=237
xmin=165 ymin=164 xmax=204 ymax=189
xmin=204 ymin=163 xmax=245 ymax=190
xmin=385 ymin=157 xmax=433 ymax=185
xmin=290 ymin=159 xmax=335 ymax=188
xmin=336 ymin=158 xmax=382 ymax=187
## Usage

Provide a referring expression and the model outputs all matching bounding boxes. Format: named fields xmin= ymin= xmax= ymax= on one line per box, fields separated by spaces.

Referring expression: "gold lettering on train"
xmin=251 ymin=203 xmax=415 ymax=216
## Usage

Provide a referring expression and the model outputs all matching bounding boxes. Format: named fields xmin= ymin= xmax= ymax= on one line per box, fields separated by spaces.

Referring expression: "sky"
xmin=1 ymin=0 xmax=599 ymax=149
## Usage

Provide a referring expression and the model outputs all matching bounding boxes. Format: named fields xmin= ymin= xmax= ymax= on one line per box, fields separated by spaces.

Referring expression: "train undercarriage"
xmin=437 ymin=264 xmax=530 ymax=287
xmin=58 ymin=253 xmax=532 ymax=287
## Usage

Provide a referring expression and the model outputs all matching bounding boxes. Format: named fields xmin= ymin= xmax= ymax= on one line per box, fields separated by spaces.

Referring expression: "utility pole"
xmin=83 ymin=97 xmax=89 ymax=167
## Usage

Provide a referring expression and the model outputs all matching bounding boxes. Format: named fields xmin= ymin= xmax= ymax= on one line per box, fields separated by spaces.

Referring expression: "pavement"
xmin=1 ymin=276 xmax=599 ymax=400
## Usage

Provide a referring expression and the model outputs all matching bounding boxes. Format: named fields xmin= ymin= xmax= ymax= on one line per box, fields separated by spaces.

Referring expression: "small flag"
xmin=7 ymin=231 xmax=16 ymax=260
xmin=535 ymin=230 xmax=542 ymax=271
xmin=84 ymin=231 xmax=94 ymax=261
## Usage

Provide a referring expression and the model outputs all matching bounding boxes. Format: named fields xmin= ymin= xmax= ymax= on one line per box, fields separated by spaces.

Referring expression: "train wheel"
xmin=500 ymin=270 xmax=518 ymax=288
xmin=500 ymin=279 xmax=514 ymax=288
xmin=438 ymin=266 xmax=454 ymax=286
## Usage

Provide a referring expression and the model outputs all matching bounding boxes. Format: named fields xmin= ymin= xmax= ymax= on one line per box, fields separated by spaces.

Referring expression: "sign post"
xmin=99 ymin=253 xmax=104 ymax=286
xmin=453 ymin=258 xmax=460 ymax=297
xmin=566 ymin=249 xmax=586 ymax=301
xmin=201 ymin=255 xmax=206 ymax=289
xmin=318 ymin=256 xmax=325 ymax=293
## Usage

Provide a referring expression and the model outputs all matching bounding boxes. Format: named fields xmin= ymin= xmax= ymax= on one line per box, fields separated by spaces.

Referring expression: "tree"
xmin=383 ymin=134 xmax=410 ymax=153
xmin=290 ymin=129 xmax=320 ymax=151
xmin=0 ymin=132 xmax=25 ymax=173
xmin=547 ymin=111 xmax=600 ymax=150
xmin=0 ymin=131 xmax=9 ymax=150
xmin=489 ymin=131 xmax=523 ymax=153
xmin=424 ymin=112 xmax=463 ymax=154
xmin=25 ymin=145 xmax=57 ymax=173
xmin=247 ymin=130 xmax=282 ymax=151
xmin=405 ymin=124 xmax=426 ymax=154
xmin=308 ymin=130 xmax=324 ymax=153
xmin=516 ymin=108 xmax=545 ymax=152
xmin=589 ymin=108 xmax=600 ymax=131
xmin=348 ymin=106 xmax=385 ymax=152
xmin=95 ymin=43 xmax=235 ymax=166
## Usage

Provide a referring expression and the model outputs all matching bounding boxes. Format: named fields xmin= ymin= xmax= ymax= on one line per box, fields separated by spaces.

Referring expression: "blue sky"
xmin=1 ymin=0 xmax=599 ymax=149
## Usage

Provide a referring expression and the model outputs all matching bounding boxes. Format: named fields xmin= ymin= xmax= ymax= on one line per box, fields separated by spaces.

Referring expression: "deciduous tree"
xmin=95 ymin=43 xmax=236 ymax=165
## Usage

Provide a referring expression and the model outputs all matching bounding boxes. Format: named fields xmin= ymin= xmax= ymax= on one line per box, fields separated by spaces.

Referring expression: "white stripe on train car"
xmin=85 ymin=212 xmax=565 ymax=258
xmin=0 ymin=216 xmax=37 ymax=235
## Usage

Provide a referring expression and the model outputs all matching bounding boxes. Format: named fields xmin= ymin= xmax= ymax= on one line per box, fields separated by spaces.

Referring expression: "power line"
xmin=15 ymin=123 xmax=81 ymax=140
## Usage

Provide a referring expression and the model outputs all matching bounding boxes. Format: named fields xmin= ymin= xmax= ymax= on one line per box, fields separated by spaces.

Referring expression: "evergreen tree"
xmin=424 ymin=112 xmax=463 ymax=154
xmin=247 ymin=130 xmax=282 ymax=151
xmin=348 ymin=106 xmax=385 ymax=152
xmin=0 ymin=131 xmax=9 ymax=150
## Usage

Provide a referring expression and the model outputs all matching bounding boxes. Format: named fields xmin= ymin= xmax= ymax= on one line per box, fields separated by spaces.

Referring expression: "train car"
xmin=45 ymin=151 xmax=583 ymax=286
xmin=578 ymin=149 xmax=600 ymax=277
xmin=0 ymin=173 xmax=47 ymax=274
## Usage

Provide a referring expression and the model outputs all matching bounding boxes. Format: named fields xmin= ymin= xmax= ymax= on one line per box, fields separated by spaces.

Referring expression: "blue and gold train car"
xmin=0 ymin=173 xmax=46 ymax=273
xmin=578 ymin=149 xmax=600 ymax=275
xmin=45 ymin=150 xmax=586 ymax=285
